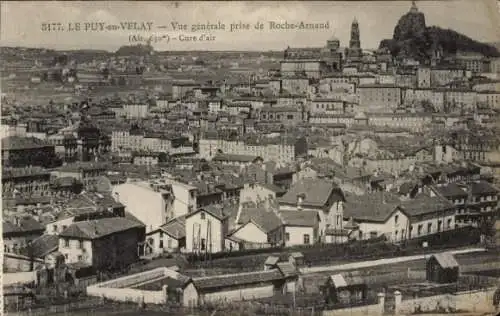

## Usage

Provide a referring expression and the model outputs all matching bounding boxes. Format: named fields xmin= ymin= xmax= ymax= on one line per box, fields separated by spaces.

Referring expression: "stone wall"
xmin=396 ymin=287 xmax=497 ymax=314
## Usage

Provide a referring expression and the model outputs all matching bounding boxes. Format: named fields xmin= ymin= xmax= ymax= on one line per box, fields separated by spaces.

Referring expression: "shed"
xmin=288 ymin=252 xmax=305 ymax=266
xmin=322 ymin=272 xmax=367 ymax=304
xmin=264 ymin=255 xmax=279 ymax=270
xmin=426 ymin=252 xmax=459 ymax=284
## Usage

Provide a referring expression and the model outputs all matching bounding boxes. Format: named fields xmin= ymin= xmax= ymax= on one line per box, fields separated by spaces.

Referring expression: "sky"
xmin=1 ymin=0 xmax=499 ymax=51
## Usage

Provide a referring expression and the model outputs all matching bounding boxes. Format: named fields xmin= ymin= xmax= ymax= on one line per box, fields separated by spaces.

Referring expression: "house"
xmin=468 ymin=180 xmax=499 ymax=226
xmin=191 ymin=266 xmax=299 ymax=304
xmin=46 ymin=192 xmax=126 ymax=235
xmin=185 ymin=204 xmax=236 ymax=253
xmin=21 ymin=234 xmax=59 ymax=260
xmin=112 ymin=179 xmax=195 ymax=233
xmin=270 ymin=210 xmax=319 ymax=247
xmin=322 ymin=272 xmax=367 ymax=305
xmin=58 ymin=217 xmax=146 ymax=271
xmin=212 ymin=153 xmax=263 ymax=167
xmin=401 ymin=193 xmax=457 ymax=239
xmin=3 ymin=216 xmax=45 ymax=255
xmin=144 ymin=215 xmax=186 ymax=255
xmin=430 ymin=183 xmax=468 ymax=228
xmin=279 ymin=178 xmax=345 ymax=238
xmin=343 ymin=192 xmax=409 ymax=242
xmin=426 ymin=252 xmax=460 ymax=284
xmin=227 ymin=200 xmax=282 ymax=249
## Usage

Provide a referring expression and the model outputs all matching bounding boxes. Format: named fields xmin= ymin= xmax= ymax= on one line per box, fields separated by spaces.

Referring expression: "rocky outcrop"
xmin=379 ymin=4 xmax=500 ymax=61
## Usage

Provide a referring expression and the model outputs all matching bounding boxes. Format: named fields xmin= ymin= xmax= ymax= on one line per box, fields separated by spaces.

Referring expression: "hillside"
xmin=379 ymin=4 xmax=500 ymax=61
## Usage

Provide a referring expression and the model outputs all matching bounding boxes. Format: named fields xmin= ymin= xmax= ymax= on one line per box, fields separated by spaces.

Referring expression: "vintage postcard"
xmin=1 ymin=0 xmax=500 ymax=315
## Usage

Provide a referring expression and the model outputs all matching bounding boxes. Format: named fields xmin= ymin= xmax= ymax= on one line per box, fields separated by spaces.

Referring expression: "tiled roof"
xmin=430 ymin=252 xmax=459 ymax=268
xmin=344 ymin=192 xmax=401 ymax=223
xmin=279 ymin=210 xmax=319 ymax=227
xmin=159 ymin=216 xmax=186 ymax=239
xmin=470 ymin=181 xmax=499 ymax=196
xmin=21 ymin=234 xmax=58 ymax=258
xmin=3 ymin=217 xmax=45 ymax=235
xmin=432 ymin=183 xmax=468 ymax=198
xmin=400 ymin=193 xmax=454 ymax=216
xmin=280 ymin=178 xmax=344 ymax=208
xmin=328 ymin=272 xmax=365 ymax=288
xmin=59 ymin=217 xmax=145 ymax=240
xmin=2 ymin=136 xmax=52 ymax=150
xmin=193 ymin=270 xmax=284 ymax=291
xmin=276 ymin=262 xmax=298 ymax=278
xmin=237 ymin=205 xmax=282 ymax=233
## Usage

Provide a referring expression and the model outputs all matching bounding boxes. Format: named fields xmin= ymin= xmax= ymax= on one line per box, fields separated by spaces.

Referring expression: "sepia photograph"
xmin=1 ymin=0 xmax=500 ymax=315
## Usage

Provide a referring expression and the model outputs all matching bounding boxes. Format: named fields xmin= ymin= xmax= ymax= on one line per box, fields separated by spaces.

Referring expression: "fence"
xmin=5 ymin=297 xmax=105 ymax=315
xmin=185 ymin=229 xmax=482 ymax=272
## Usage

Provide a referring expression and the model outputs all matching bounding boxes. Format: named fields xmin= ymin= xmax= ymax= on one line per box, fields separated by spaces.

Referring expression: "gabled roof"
xmin=279 ymin=178 xmax=344 ymax=208
xmin=276 ymin=262 xmax=298 ymax=278
xmin=328 ymin=272 xmax=365 ymax=288
xmin=186 ymin=204 xmax=234 ymax=222
xmin=432 ymin=183 xmax=468 ymax=198
xmin=21 ymin=234 xmax=59 ymax=258
xmin=3 ymin=217 xmax=45 ymax=235
xmin=59 ymin=217 xmax=145 ymax=240
xmin=429 ymin=252 xmax=459 ymax=268
xmin=158 ymin=216 xmax=186 ymax=240
xmin=344 ymin=192 xmax=402 ymax=223
xmin=400 ymin=193 xmax=454 ymax=217
xmin=279 ymin=210 xmax=319 ymax=227
xmin=470 ymin=181 xmax=498 ymax=196
xmin=236 ymin=204 xmax=283 ymax=233
xmin=264 ymin=256 xmax=280 ymax=266
xmin=192 ymin=270 xmax=284 ymax=291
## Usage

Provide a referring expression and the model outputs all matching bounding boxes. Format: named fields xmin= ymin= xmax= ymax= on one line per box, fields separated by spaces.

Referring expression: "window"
xmin=159 ymin=240 xmax=164 ymax=249
xmin=395 ymin=230 xmax=398 ymax=240
xmin=427 ymin=223 xmax=432 ymax=233
xmin=417 ymin=225 xmax=423 ymax=236
xmin=287 ymin=115 xmax=294 ymax=120
xmin=200 ymin=212 xmax=205 ymax=220
xmin=285 ymin=233 xmax=290 ymax=241
xmin=401 ymin=229 xmax=405 ymax=239
xmin=62 ymin=225 xmax=67 ymax=231
xmin=64 ymin=239 xmax=70 ymax=248
xmin=394 ymin=215 xmax=399 ymax=225
xmin=201 ymin=238 xmax=206 ymax=251
xmin=53 ymin=225 xmax=58 ymax=232
xmin=167 ymin=239 xmax=172 ymax=249
xmin=303 ymin=234 xmax=310 ymax=244
xmin=79 ymin=240 xmax=84 ymax=249
xmin=77 ymin=255 xmax=83 ymax=261
xmin=447 ymin=218 xmax=452 ymax=229
xmin=437 ymin=220 xmax=442 ymax=231
xmin=159 ymin=231 xmax=164 ymax=239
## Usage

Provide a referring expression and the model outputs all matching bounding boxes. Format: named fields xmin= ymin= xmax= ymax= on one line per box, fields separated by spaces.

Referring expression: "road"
xmin=301 ymin=247 xmax=489 ymax=274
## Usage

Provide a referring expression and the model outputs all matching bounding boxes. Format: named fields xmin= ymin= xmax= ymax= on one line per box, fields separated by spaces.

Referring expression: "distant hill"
xmin=115 ymin=44 xmax=153 ymax=56
xmin=379 ymin=3 xmax=500 ymax=61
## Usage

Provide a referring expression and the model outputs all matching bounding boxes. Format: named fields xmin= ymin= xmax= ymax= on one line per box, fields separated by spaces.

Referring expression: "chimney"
xmin=297 ymin=193 xmax=305 ymax=210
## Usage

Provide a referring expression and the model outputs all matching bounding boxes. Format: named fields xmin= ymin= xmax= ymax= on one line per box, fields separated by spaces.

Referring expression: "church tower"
xmin=349 ymin=18 xmax=361 ymax=51
xmin=347 ymin=18 xmax=362 ymax=61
